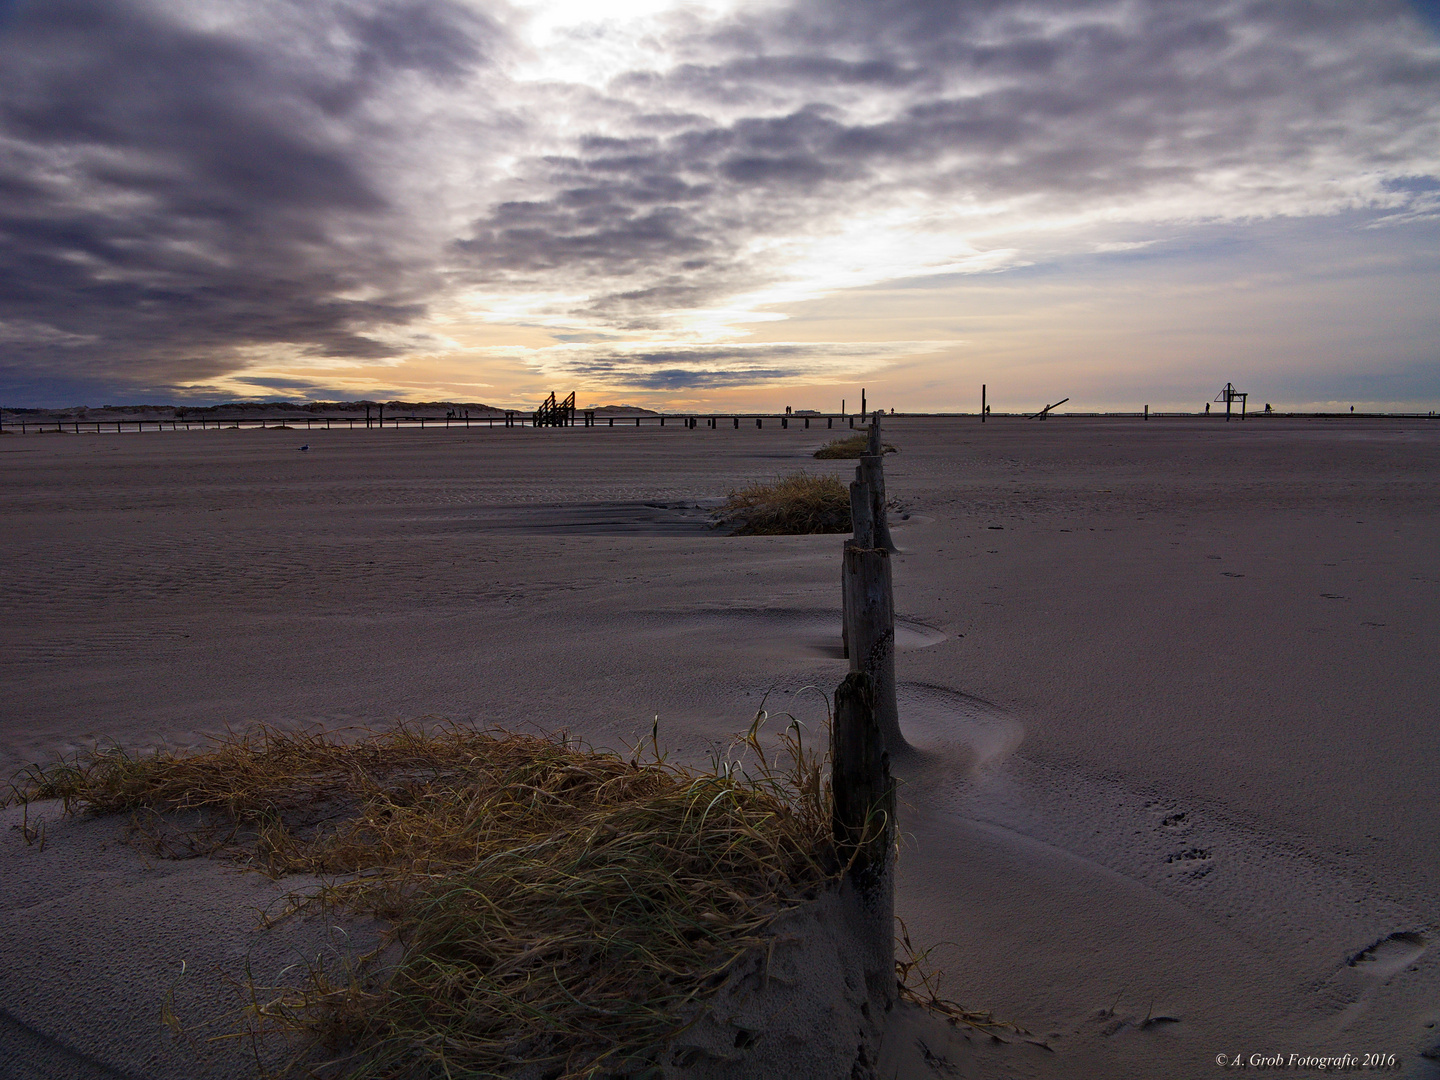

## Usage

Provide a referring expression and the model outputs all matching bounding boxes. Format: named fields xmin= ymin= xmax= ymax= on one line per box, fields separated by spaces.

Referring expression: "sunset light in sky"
xmin=1 ymin=0 xmax=1438 ymax=412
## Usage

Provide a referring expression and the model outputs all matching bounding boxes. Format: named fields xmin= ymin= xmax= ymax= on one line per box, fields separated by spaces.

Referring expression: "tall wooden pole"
xmin=981 ymin=383 xmax=986 ymax=423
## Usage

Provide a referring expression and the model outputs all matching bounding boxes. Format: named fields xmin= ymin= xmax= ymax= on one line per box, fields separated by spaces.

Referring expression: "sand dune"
xmin=2 ymin=417 xmax=1437 ymax=1077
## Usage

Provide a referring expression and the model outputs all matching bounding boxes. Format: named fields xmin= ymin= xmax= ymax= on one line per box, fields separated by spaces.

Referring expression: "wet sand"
xmin=1 ymin=416 xmax=1437 ymax=1078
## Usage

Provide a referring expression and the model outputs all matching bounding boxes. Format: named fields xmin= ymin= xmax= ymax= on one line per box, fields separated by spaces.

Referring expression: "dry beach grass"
xmin=718 ymin=472 xmax=851 ymax=535
xmin=811 ymin=435 xmax=896 ymax=459
xmin=8 ymin=716 xmax=1014 ymax=1078
xmin=11 ymin=721 xmax=839 ymax=1078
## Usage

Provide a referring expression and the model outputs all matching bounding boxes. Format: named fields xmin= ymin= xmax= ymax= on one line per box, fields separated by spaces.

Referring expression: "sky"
xmin=1 ymin=0 xmax=1438 ymax=413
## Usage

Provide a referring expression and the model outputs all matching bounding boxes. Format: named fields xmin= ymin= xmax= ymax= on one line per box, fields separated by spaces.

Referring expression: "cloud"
xmin=2 ymin=0 xmax=1438 ymax=403
xmin=475 ymin=339 xmax=948 ymax=390
xmin=0 ymin=0 xmax=497 ymax=399
xmin=452 ymin=0 xmax=1440 ymax=338
xmin=1093 ymin=241 xmax=1160 ymax=254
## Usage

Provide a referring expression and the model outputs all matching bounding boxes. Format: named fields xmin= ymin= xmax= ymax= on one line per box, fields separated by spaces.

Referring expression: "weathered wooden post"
xmin=849 ymin=476 xmax=875 ymax=550
xmin=832 ymin=671 xmax=896 ymax=1010
xmin=841 ymin=416 xmax=900 ymax=728
xmin=843 ymin=474 xmax=877 ymax=661
xmin=856 ymin=418 xmax=896 ymax=552
xmin=842 ymin=543 xmax=903 ymax=751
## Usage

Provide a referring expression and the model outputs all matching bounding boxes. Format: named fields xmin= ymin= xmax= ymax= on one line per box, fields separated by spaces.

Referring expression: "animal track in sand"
xmin=1165 ymin=847 xmax=1212 ymax=863
xmin=930 ymin=763 xmax=1426 ymax=991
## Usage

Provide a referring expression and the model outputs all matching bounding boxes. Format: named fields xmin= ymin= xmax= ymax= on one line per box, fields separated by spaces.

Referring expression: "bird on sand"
xmin=299 ymin=444 xmax=309 ymax=452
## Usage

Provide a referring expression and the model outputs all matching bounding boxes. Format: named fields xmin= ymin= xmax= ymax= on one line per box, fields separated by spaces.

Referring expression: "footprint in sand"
xmin=1323 ymin=930 xmax=1431 ymax=1035
xmin=1348 ymin=931 xmax=1428 ymax=980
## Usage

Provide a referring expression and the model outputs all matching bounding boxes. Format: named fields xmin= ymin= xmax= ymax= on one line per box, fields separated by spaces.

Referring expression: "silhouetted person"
xmin=1264 ymin=403 xmax=1272 ymax=414
xmin=1205 ymin=402 xmax=1210 ymax=415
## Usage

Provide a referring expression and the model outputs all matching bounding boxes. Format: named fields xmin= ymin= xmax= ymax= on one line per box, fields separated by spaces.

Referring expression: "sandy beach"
xmin=2 ymin=416 xmax=1437 ymax=1078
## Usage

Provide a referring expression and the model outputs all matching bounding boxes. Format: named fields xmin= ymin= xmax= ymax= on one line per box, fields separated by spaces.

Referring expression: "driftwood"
xmin=1027 ymin=396 xmax=1069 ymax=420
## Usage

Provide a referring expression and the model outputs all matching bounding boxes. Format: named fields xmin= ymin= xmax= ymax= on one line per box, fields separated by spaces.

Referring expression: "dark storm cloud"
xmin=0 ymin=0 xmax=496 ymax=402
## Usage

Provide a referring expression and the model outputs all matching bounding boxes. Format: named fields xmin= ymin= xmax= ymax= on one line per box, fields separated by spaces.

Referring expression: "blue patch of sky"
xmin=1410 ymin=0 xmax=1440 ymax=34
xmin=1383 ymin=175 xmax=1440 ymax=194
xmin=872 ymin=210 xmax=1440 ymax=293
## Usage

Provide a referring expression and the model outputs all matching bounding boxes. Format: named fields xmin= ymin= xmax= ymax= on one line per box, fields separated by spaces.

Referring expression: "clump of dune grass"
xmin=719 ymin=472 xmax=851 ymax=535
xmin=9 ymin=720 xmax=840 ymax=1079
xmin=812 ymin=435 xmax=897 ymax=459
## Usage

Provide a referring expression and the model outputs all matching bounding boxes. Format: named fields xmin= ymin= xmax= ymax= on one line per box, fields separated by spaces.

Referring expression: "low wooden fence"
xmin=0 ymin=413 xmax=867 ymax=435
xmin=5 ymin=410 xmax=1433 ymax=435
